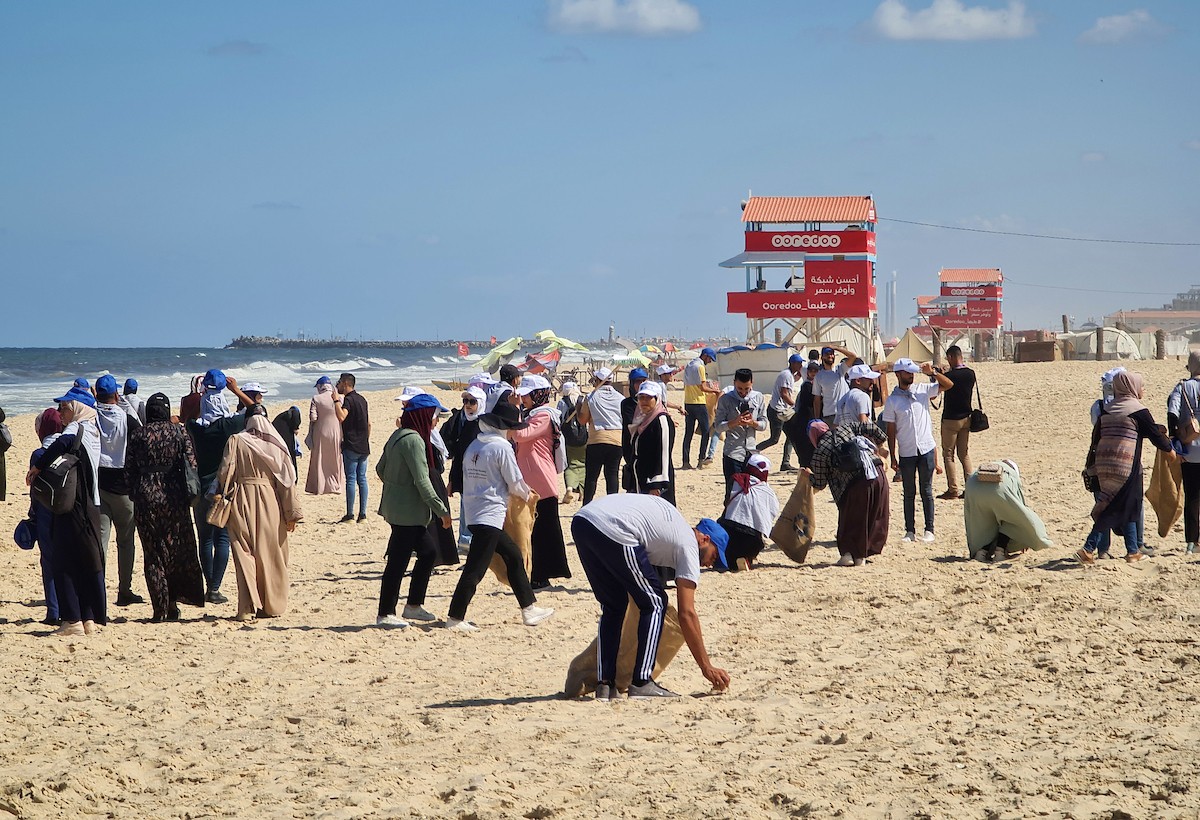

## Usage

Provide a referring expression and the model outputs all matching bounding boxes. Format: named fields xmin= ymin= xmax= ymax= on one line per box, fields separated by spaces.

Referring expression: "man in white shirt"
xmin=758 ymin=354 xmax=805 ymax=472
xmin=881 ymin=358 xmax=953 ymax=542
xmin=811 ymin=344 xmax=856 ymax=426
xmin=572 ymin=494 xmax=731 ymax=700
xmin=713 ymin=369 xmax=768 ymax=503
xmin=835 ymin=364 xmax=881 ymax=427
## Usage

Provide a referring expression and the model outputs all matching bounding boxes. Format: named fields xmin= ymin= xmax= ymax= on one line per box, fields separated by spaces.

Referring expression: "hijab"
xmin=807 ymin=418 xmax=830 ymax=448
xmin=273 ymin=406 xmax=302 ymax=470
xmin=732 ymin=454 xmax=769 ymax=494
xmin=1099 ymin=367 xmax=1126 ymax=408
xmin=35 ymin=408 xmax=63 ymax=442
xmin=401 ymin=405 xmax=438 ymax=468
xmin=462 ymin=386 xmax=486 ymax=422
xmin=629 ymin=385 xmax=668 ymax=436
xmin=1106 ymin=371 xmax=1147 ymax=419
xmin=238 ymin=409 xmax=296 ymax=487
xmin=145 ymin=392 xmax=172 ymax=423
xmin=62 ymin=400 xmax=101 ymax=505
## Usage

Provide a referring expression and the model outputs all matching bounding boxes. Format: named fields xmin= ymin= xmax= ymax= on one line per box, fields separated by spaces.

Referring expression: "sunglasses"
xmin=462 ymin=398 xmax=478 ymax=405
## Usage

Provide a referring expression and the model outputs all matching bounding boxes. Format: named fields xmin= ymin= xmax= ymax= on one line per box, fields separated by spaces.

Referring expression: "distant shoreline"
xmin=225 ymin=336 xmax=497 ymax=350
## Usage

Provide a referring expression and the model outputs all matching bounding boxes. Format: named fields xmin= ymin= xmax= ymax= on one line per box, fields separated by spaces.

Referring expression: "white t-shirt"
xmin=812 ymin=365 xmax=849 ymax=417
xmin=834 ymin=388 xmax=872 ymax=427
xmin=575 ymin=494 xmax=701 ymax=585
xmin=462 ymin=431 xmax=530 ymax=528
xmin=769 ymin=368 xmax=795 ymax=413
xmin=881 ymin=382 xmax=940 ymax=458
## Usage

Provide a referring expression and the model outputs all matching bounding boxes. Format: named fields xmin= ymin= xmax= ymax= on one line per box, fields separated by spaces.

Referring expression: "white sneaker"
xmin=402 ymin=605 xmax=437 ymax=622
xmin=836 ymin=552 xmax=855 ymax=567
xmin=921 ymin=531 xmax=936 ymax=543
xmin=853 ymin=558 xmax=866 ymax=567
xmin=902 ymin=531 xmax=916 ymax=542
xmin=521 ymin=605 xmax=555 ymax=626
xmin=445 ymin=618 xmax=480 ymax=632
xmin=376 ymin=614 xmax=409 ymax=628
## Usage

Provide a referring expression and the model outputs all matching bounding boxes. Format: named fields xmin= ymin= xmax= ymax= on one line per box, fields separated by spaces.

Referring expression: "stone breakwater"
xmin=225 ymin=336 xmax=493 ymax=350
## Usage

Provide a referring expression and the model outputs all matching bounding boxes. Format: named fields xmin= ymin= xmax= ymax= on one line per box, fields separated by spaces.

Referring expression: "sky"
xmin=1 ymin=0 xmax=1197 ymax=347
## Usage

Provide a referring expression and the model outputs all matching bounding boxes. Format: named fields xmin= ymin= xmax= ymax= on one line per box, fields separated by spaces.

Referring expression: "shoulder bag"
xmin=969 ymin=380 xmax=989 ymax=433
xmin=206 ymin=443 xmax=237 ymax=528
xmin=0 ymin=421 xmax=12 ymax=453
xmin=1180 ymin=381 xmax=1200 ymax=445
xmin=31 ymin=430 xmax=84 ymax=514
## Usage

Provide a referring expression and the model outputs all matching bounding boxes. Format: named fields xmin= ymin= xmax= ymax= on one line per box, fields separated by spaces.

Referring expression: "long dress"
xmin=511 ymin=411 xmax=571 ymax=585
xmin=218 ymin=434 xmax=304 ymax=618
xmin=125 ymin=421 xmax=206 ymax=618
xmin=305 ymin=391 xmax=344 ymax=494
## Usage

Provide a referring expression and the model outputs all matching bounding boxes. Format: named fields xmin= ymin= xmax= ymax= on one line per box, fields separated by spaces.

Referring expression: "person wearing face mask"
xmin=881 ymin=359 xmax=953 ymax=544
xmin=444 ymin=386 xmax=487 ymax=549
xmin=445 ymin=402 xmax=554 ymax=632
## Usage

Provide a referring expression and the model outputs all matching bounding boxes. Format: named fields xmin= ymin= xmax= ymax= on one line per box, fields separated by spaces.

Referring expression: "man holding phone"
xmin=713 ymin=368 xmax=767 ymax=503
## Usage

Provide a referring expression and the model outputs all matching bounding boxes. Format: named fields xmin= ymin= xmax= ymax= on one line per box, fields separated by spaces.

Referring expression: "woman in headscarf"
xmin=0 ymin=402 xmax=6 ymax=502
xmin=375 ymin=393 xmax=453 ymax=627
xmin=125 ymin=393 xmax=206 ymax=621
xmin=273 ymin=406 xmax=303 ymax=474
xmin=27 ymin=391 xmax=106 ymax=635
xmin=28 ymin=408 xmax=64 ymax=624
xmin=556 ymin=382 xmax=587 ymax=503
xmin=179 ymin=374 xmax=204 ymax=426
xmin=629 ymin=381 xmax=676 ymax=504
xmin=444 ymin=386 xmax=485 ymax=551
xmin=1080 ymin=371 xmax=1175 ymax=564
xmin=217 ymin=405 xmax=304 ymax=621
xmin=964 ymin=460 xmax=1054 ymax=562
xmin=806 ymin=417 xmax=890 ymax=568
xmin=717 ymin=453 xmax=780 ymax=571
xmin=305 ymin=376 xmax=344 ymax=495
xmin=511 ymin=374 xmax=571 ymax=590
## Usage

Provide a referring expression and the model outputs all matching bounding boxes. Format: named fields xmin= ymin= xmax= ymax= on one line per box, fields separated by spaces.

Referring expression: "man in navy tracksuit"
xmin=571 ymin=494 xmax=731 ymax=701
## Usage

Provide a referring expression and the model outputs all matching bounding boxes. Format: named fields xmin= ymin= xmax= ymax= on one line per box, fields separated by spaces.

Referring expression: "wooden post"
xmin=774 ymin=327 xmax=782 ymax=345
xmin=1156 ymin=329 xmax=1166 ymax=360
xmin=1096 ymin=326 xmax=1105 ymax=361
xmin=1061 ymin=314 xmax=1070 ymax=333
xmin=932 ymin=327 xmax=944 ymax=367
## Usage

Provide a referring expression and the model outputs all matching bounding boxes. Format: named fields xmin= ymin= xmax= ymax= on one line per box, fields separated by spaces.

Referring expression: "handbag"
xmin=0 ymin=421 xmax=12 ymax=453
xmin=1180 ymin=381 xmax=1200 ymax=445
xmin=969 ymin=381 xmax=989 ymax=433
xmin=1082 ymin=445 xmax=1100 ymax=492
xmin=205 ymin=450 xmax=237 ymax=528
xmin=184 ymin=456 xmax=202 ymax=503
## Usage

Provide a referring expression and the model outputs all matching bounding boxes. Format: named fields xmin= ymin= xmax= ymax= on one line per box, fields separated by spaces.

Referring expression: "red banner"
xmin=939 ymin=285 xmax=1002 ymax=300
xmin=927 ymin=300 xmax=1003 ymax=329
xmin=745 ymin=230 xmax=876 ymax=255
xmin=727 ymin=260 xmax=875 ymax=318
xmin=457 ymin=343 xmax=469 ymax=357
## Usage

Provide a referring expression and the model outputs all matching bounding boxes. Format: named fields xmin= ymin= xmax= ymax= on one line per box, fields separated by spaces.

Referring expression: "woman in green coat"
xmin=375 ymin=394 xmax=452 ymax=628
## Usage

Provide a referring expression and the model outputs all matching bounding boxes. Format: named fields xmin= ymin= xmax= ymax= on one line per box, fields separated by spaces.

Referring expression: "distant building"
xmin=1106 ymin=286 xmax=1200 ymax=336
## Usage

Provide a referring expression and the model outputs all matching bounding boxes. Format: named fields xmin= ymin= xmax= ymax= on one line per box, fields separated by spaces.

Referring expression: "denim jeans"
xmin=343 ymin=449 xmax=369 ymax=517
xmin=1083 ymin=520 xmax=1139 ymax=555
xmin=898 ymin=449 xmax=936 ymax=534
xmin=682 ymin=404 xmax=710 ymax=466
xmin=761 ymin=407 xmax=794 ymax=466
xmin=194 ymin=496 xmax=230 ymax=593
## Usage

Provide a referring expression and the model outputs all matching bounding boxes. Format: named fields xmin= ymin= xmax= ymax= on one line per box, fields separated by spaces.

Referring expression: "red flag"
xmin=457 ymin=343 xmax=469 ymax=358
xmin=490 ymin=335 xmax=497 ymax=346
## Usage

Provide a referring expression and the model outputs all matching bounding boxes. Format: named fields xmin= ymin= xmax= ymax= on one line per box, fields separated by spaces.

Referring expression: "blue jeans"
xmin=1083 ymin=520 xmax=1139 ymax=555
xmin=682 ymin=404 xmax=710 ymax=465
xmin=898 ymin=449 xmax=936 ymax=534
xmin=194 ymin=496 xmax=230 ymax=593
xmin=343 ymin=450 xmax=369 ymax=517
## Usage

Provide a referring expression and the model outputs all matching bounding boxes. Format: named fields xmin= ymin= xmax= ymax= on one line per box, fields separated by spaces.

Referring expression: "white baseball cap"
xmin=241 ymin=381 xmax=268 ymax=395
xmin=516 ymin=374 xmax=552 ymax=396
xmin=593 ymin=367 xmax=613 ymax=382
xmin=746 ymin=453 xmax=770 ymax=473
xmin=656 ymin=364 xmax=675 ymax=376
xmin=892 ymin=358 xmax=922 ymax=374
xmin=636 ymin=381 xmax=663 ymax=398
xmin=395 ymin=385 xmax=424 ymax=402
xmin=847 ymin=364 xmax=881 ymax=381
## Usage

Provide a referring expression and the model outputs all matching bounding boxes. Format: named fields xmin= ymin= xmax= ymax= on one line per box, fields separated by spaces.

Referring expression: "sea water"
xmin=0 ymin=345 xmax=613 ymax=415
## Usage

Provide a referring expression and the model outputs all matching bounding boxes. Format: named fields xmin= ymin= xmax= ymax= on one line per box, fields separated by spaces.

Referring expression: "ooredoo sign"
xmin=744 ymin=231 xmax=876 ymax=255
xmin=940 ymin=285 xmax=1002 ymax=300
xmin=726 ymin=261 xmax=876 ymax=318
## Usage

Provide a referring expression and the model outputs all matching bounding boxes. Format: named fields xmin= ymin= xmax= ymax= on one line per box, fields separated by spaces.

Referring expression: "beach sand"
xmin=1 ymin=360 xmax=1199 ymax=818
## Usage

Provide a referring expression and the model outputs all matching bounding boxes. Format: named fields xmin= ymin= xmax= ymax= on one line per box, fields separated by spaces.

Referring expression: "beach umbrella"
xmin=689 ymin=342 xmax=705 ymax=350
xmin=663 ymin=342 xmax=677 ymax=353
xmin=638 ymin=344 xmax=662 ymax=355
xmin=477 ymin=336 xmax=523 ymax=373
xmin=534 ymin=329 xmax=588 ymax=352
xmin=612 ymin=351 xmax=652 ymax=367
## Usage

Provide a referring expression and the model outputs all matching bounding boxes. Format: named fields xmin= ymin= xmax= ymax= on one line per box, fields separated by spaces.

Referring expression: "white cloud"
xmin=869 ymin=0 xmax=1034 ymax=41
xmin=1184 ymin=139 xmax=1200 ymax=151
xmin=1081 ymin=151 xmax=1106 ymax=163
xmin=548 ymin=0 xmax=701 ymax=36
xmin=1079 ymin=9 xmax=1164 ymax=45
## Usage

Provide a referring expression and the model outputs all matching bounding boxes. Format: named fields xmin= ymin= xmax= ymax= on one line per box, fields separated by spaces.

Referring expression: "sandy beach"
xmin=2 ymin=359 xmax=1199 ymax=819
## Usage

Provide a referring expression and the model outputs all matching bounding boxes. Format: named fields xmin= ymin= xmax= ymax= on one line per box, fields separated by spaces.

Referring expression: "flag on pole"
xmin=457 ymin=343 xmax=469 ymax=358
xmin=490 ymin=335 xmax=497 ymax=346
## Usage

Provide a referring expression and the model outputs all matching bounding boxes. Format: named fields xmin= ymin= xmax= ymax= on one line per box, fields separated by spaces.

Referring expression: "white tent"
xmin=885 ymin=328 xmax=934 ymax=364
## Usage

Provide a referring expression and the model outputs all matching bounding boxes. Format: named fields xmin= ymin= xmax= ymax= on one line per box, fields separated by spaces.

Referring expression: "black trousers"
xmin=448 ymin=524 xmax=536 ymax=621
xmin=377 ymin=524 xmax=437 ymax=617
xmin=1182 ymin=462 xmax=1200 ymax=544
xmin=583 ymin=443 xmax=622 ymax=504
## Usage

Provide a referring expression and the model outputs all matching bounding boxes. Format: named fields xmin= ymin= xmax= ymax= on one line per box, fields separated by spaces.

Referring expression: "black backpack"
xmin=31 ymin=433 xmax=84 ymax=514
xmin=836 ymin=436 xmax=871 ymax=475
xmin=561 ymin=398 xmax=589 ymax=448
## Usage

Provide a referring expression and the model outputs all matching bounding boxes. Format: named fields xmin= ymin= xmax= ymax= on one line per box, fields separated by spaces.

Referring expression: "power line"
xmin=880 ymin=217 xmax=1200 ymax=246
xmin=1003 ymin=276 xmax=1179 ymax=296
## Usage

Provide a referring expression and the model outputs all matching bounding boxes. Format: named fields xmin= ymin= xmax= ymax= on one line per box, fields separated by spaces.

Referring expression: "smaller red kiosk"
xmin=918 ymin=268 xmax=1004 ymax=357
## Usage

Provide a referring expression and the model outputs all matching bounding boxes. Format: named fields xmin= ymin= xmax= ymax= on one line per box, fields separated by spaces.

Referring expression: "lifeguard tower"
xmin=720 ymin=196 xmax=879 ymax=362
xmin=917 ymin=267 xmax=1004 ymax=359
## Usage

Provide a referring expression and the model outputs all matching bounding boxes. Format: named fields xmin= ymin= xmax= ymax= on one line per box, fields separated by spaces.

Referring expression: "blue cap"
xmin=821 ymin=346 xmax=835 ymax=355
xmin=54 ymin=386 xmax=96 ymax=407
xmin=404 ymin=393 xmax=449 ymax=413
xmin=95 ymin=374 xmax=119 ymax=396
xmin=629 ymin=367 xmax=648 ymax=382
xmin=788 ymin=353 xmax=805 ymax=365
xmin=696 ymin=518 xmax=730 ymax=568
xmin=123 ymin=378 xmax=138 ymax=394
xmin=14 ymin=519 xmax=35 ymax=551
xmin=700 ymin=347 xmax=716 ymax=358
xmin=73 ymin=377 xmax=90 ymax=390
xmin=203 ymin=369 xmax=227 ymax=391
xmin=315 ymin=376 xmax=332 ymax=387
